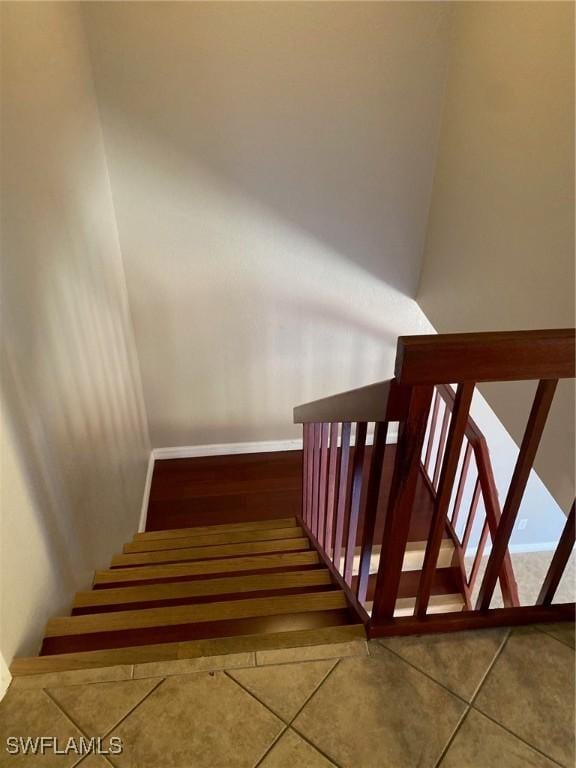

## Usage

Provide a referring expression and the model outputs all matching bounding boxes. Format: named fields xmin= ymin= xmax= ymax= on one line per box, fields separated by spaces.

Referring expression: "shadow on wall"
xmin=0 ymin=1 xmax=150 ymax=659
xmin=81 ymin=1 xmax=449 ymax=445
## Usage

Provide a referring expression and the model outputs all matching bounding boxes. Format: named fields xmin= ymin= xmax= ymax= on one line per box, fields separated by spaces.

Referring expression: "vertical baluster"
xmin=461 ymin=477 xmax=481 ymax=552
xmin=536 ymin=501 xmax=575 ymax=606
xmin=424 ymin=391 xmax=440 ymax=473
xmin=302 ymin=424 xmax=309 ymax=525
xmin=306 ymin=424 xmax=314 ymax=528
xmin=476 ymin=379 xmax=558 ymax=610
xmin=357 ymin=421 xmax=389 ymax=604
xmin=416 ymin=382 xmax=475 ymax=618
xmin=468 ymin=518 xmax=490 ymax=592
xmin=451 ymin=442 xmax=473 ymax=530
xmin=317 ymin=423 xmax=330 ymax=546
xmin=372 ymin=385 xmax=434 ymax=623
xmin=333 ymin=422 xmax=352 ymax=572
xmin=324 ymin=423 xmax=340 ymax=557
xmin=343 ymin=422 xmax=368 ymax=585
xmin=311 ymin=423 xmax=321 ymax=538
xmin=475 ymin=441 xmax=519 ymax=607
xmin=433 ymin=402 xmax=450 ymax=489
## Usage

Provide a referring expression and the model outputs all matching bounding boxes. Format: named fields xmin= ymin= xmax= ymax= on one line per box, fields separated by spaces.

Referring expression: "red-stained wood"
xmin=468 ymin=519 xmax=490 ymax=593
xmin=371 ymin=386 xmax=434 ymax=622
xmin=357 ymin=422 xmax=389 ymax=604
xmin=438 ymin=382 xmax=518 ymax=607
xmin=306 ymin=425 xmax=314 ymax=529
xmin=311 ymin=423 xmax=321 ymax=538
xmin=537 ymin=502 xmax=575 ymax=606
xmin=343 ymin=423 xmax=368 ymax=586
xmin=473 ymin=439 xmax=519 ymax=607
xmin=324 ymin=423 xmax=340 ymax=557
xmin=369 ymin=603 xmax=575 ymax=638
xmin=395 ymin=329 xmax=575 ymax=385
xmin=333 ymin=423 xmax=352 ymax=572
xmin=424 ymin=391 xmax=440 ymax=473
xmin=433 ymin=402 xmax=450 ymax=490
xmin=451 ymin=442 xmax=473 ymax=531
xmin=461 ymin=477 xmax=481 ymax=552
xmin=416 ymin=383 xmax=475 ymax=618
xmin=298 ymin=512 xmax=370 ymax=626
xmin=476 ymin=379 xmax=558 ymax=610
xmin=317 ymin=423 xmax=330 ymax=546
xmin=302 ymin=425 xmax=309 ymax=526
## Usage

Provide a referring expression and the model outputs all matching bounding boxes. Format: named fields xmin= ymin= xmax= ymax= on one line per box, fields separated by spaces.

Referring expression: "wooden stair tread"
xmin=11 ymin=624 xmax=366 ymax=676
xmin=46 ymin=591 xmax=349 ymax=637
xmin=124 ymin=526 xmax=303 ymax=553
xmin=136 ymin=517 xmax=297 ymax=541
xmin=74 ymin=570 xmax=333 ymax=611
xmin=95 ymin=551 xmax=321 ymax=586
xmin=352 ymin=567 xmax=462 ymax=602
xmin=41 ymin=610 xmax=355 ymax=655
xmin=393 ymin=593 xmax=466 ymax=617
xmin=110 ymin=537 xmax=309 ymax=568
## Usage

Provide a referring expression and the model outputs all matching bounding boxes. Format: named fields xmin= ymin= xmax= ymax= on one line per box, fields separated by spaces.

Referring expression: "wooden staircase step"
xmin=111 ymin=537 xmax=309 ymax=568
xmin=342 ymin=539 xmax=455 ymax=577
xmin=124 ymin=526 xmax=303 ymax=553
xmin=74 ymin=570 xmax=333 ymax=613
xmin=94 ymin=551 xmax=321 ymax=587
xmin=352 ymin=567 xmax=463 ymax=603
xmin=11 ymin=624 xmax=366 ymax=676
xmin=46 ymin=591 xmax=349 ymax=638
xmin=41 ymin=610 xmax=355 ymax=655
xmin=393 ymin=593 xmax=466 ymax=617
xmin=135 ymin=517 xmax=297 ymax=541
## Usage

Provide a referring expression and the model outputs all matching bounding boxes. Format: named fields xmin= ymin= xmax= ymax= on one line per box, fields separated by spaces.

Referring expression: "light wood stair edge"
xmin=45 ymin=591 xmax=350 ymax=637
xmin=94 ymin=551 xmax=321 ymax=585
xmin=123 ymin=526 xmax=304 ymax=553
xmin=134 ymin=517 xmax=298 ymax=541
xmin=10 ymin=624 xmax=366 ymax=677
xmin=110 ymin=537 xmax=310 ymax=568
xmin=364 ymin=593 xmax=466 ymax=618
xmin=74 ymin=570 xmax=333 ymax=608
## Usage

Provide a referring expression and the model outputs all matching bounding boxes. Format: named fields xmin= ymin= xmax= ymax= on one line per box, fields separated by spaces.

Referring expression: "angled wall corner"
xmin=417 ymin=1 xmax=575 ymax=510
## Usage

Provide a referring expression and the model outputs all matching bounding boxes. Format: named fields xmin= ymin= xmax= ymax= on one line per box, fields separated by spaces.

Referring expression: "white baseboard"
xmin=153 ymin=439 xmax=303 ymax=461
xmin=465 ymin=541 xmax=559 ymax=558
xmin=138 ymin=429 xmax=399 ymax=532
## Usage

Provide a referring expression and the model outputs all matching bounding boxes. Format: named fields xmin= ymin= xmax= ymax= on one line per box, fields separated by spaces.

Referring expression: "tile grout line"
xmin=224 ymin=658 xmax=343 ymax=768
xmin=467 ymin=705 xmax=567 ymax=768
xmin=282 ymin=660 xmax=344 ymax=768
xmin=536 ymin=624 xmax=575 ymax=650
xmin=431 ymin=628 xmax=512 ymax=768
xmin=373 ymin=640 xmax=469 ymax=705
xmin=100 ymin=677 xmax=166 ymax=738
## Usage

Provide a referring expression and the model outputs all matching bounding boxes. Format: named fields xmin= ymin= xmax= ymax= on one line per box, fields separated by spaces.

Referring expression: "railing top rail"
xmin=293 ymin=378 xmax=410 ymax=424
xmin=395 ymin=329 xmax=575 ymax=385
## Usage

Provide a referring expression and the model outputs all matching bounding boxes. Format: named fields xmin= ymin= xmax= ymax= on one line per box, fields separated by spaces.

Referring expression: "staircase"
xmin=10 ymin=329 xmax=575 ymax=678
xmin=12 ymin=516 xmax=367 ymax=675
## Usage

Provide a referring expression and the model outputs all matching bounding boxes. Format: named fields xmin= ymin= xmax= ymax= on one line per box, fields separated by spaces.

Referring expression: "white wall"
xmin=0 ymin=2 xmax=150 ymax=684
xmin=82 ymin=1 xmax=450 ymax=447
xmin=418 ymin=1 xmax=575 ymax=511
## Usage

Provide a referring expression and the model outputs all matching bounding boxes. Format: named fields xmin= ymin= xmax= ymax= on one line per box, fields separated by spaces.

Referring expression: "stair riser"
xmin=41 ymin=610 xmax=354 ymax=655
xmin=72 ymin=585 xmax=339 ymax=615
xmin=111 ymin=538 xmax=310 ymax=568
xmin=125 ymin=527 xmax=303 ymax=553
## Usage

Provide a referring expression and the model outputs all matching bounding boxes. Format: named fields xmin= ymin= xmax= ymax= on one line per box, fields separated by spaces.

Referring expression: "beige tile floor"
xmin=0 ymin=626 xmax=573 ymax=768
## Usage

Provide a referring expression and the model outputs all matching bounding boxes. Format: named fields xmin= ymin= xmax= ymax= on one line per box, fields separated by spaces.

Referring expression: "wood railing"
xmin=294 ymin=329 xmax=575 ymax=636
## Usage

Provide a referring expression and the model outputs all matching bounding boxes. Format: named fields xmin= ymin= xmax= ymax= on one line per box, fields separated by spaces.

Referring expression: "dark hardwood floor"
xmin=146 ymin=446 xmax=443 ymax=543
xmin=146 ymin=451 xmax=303 ymax=531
